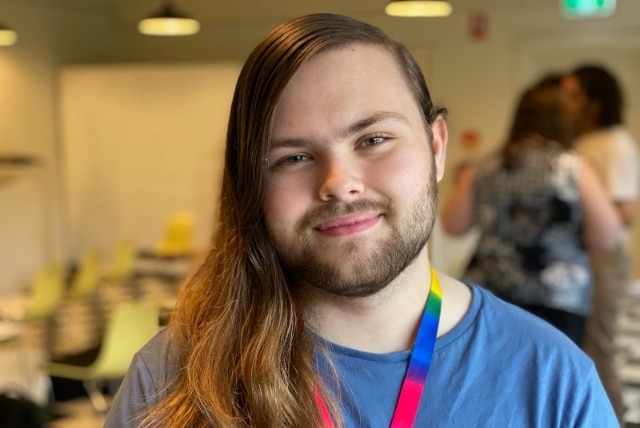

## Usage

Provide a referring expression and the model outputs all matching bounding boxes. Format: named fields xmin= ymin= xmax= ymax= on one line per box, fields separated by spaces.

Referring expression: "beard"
xmin=270 ymin=166 xmax=438 ymax=298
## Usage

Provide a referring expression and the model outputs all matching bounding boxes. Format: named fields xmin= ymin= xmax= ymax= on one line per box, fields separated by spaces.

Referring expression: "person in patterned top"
xmin=441 ymin=77 xmax=622 ymax=345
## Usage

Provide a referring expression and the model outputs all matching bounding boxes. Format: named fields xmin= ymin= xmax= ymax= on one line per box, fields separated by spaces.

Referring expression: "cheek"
xmin=372 ymin=150 xmax=431 ymax=196
xmin=263 ymin=178 xmax=309 ymax=231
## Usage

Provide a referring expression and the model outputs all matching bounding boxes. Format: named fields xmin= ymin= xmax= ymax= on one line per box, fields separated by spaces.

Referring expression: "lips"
xmin=315 ymin=213 xmax=381 ymax=237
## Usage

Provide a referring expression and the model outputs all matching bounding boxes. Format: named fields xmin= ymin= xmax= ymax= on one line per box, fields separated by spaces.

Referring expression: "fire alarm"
xmin=469 ymin=11 xmax=489 ymax=40
xmin=461 ymin=129 xmax=481 ymax=152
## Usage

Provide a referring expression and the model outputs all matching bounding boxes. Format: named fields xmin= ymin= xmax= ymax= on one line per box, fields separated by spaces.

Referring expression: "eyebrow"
xmin=340 ymin=111 xmax=410 ymax=139
xmin=270 ymin=111 xmax=411 ymax=150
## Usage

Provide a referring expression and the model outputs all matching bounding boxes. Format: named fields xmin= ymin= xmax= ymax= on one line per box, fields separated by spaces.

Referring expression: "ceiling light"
xmin=138 ymin=2 xmax=200 ymax=36
xmin=0 ymin=24 xmax=18 ymax=46
xmin=385 ymin=0 xmax=453 ymax=17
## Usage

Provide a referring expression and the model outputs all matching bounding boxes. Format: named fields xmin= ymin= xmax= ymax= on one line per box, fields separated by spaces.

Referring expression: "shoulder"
xmin=468 ymin=286 xmax=604 ymax=401
xmin=610 ymin=127 xmax=640 ymax=159
xmin=443 ymin=284 xmax=592 ymax=369
xmin=135 ymin=327 xmax=175 ymax=373
xmin=133 ymin=327 xmax=179 ymax=395
xmin=432 ymin=285 xmax=617 ymax=425
xmin=104 ymin=328 xmax=178 ymax=427
xmin=473 ymin=285 xmax=578 ymax=344
xmin=554 ymin=149 xmax=582 ymax=174
xmin=578 ymin=127 xmax=637 ymax=153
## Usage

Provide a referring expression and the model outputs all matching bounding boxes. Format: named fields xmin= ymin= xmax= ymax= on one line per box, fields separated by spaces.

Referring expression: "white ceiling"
xmin=18 ymin=0 xmax=631 ymax=63
xmin=128 ymin=0 xmax=545 ymax=24
xmin=35 ymin=0 xmax=546 ymax=27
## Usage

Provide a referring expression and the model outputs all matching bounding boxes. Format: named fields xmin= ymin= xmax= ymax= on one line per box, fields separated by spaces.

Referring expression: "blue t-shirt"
xmin=105 ymin=284 xmax=617 ymax=427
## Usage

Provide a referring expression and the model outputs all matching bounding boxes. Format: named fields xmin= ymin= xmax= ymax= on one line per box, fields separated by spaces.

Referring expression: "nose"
xmin=318 ymin=158 xmax=364 ymax=202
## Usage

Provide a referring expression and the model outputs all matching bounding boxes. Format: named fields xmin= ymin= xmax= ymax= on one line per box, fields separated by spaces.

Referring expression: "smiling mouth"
xmin=315 ymin=213 xmax=381 ymax=237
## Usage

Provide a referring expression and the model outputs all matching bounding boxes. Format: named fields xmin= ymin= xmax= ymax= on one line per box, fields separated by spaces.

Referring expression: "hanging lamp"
xmin=138 ymin=2 xmax=200 ymax=36
xmin=0 ymin=24 xmax=18 ymax=46
xmin=385 ymin=0 xmax=453 ymax=17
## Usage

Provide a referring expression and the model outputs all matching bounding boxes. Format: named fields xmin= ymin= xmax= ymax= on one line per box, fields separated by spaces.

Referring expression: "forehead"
xmin=271 ymin=43 xmax=419 ymax=136
xmin=284 ymin=42 xmax=406 ymax=94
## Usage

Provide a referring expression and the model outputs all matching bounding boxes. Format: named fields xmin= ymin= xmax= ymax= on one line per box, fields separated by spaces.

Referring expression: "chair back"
xmin=24 ymin=263 xmax=65 ymax=320
xmin=108 ymin=238 xmax=137 ymax=281
xmin=89 ymin=300 xmax=158 ymax=378
xmin=68 ymin=249 xmax=101 ymax=298
xmin=156 ymin=212 xmax=194 ymax=256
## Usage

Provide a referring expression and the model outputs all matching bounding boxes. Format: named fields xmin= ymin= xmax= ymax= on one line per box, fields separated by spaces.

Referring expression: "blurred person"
xmin=105 ymin=15 xmax=618 ymax=427
xmin=441 ymin=78 xmax=622 ymax=346
xmin=563 ymin=64 xmax=640 ymax=423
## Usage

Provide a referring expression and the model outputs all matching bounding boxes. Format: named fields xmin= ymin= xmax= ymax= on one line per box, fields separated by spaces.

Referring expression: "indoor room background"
xmin=1 ymin=0 xmax=639 ymax=295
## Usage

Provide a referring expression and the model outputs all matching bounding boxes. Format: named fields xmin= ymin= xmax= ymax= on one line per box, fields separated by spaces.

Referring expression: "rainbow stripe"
xmin=315 ymin=266 xmax=442 ymax=428
xmin=389 ymin=266 xmax=441 ymax=427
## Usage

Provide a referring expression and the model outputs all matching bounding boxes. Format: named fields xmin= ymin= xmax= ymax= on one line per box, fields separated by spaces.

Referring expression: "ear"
xmin=430 ymin=115 xmax=448 ymax=183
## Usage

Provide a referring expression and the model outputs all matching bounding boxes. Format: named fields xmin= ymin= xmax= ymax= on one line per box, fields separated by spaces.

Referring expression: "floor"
xmin=48 ymin=399 xmax=106 ymax=428
xmin=618 ymin=287 xmax=640 ymax=425
xmin=4 ymin=276 xmax=640 ymax=427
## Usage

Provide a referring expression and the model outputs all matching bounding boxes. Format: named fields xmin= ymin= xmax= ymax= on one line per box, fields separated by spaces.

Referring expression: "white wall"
xmin=0 ymin=2 xmax=114 ymax=294
xmin=59 ymin=63 xmax=240 ymax=260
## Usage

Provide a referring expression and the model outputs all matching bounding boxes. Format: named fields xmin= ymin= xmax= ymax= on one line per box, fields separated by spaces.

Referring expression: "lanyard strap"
xmin=315 ymin=267 xmax=442 ymax=428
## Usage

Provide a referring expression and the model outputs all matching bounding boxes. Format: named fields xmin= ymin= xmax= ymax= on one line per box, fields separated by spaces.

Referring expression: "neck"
xmin=577 ymin=119 xmax=600 ymax=135
xmin=300 ymin=247 xmax=432 ymax=353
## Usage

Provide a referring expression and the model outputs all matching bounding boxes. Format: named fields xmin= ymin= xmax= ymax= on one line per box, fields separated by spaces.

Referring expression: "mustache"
xmin=299 ymin=199 xmax=392 ymax=231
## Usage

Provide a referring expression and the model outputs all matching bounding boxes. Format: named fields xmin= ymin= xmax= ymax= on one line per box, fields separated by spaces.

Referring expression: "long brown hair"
xmin=502 ymin=81 xmax=571 ymax=169
xmin=139 ymin=13 xmax=443 ymax=427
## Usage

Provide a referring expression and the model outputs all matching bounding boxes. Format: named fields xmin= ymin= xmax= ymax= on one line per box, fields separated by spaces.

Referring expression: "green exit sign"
xmin=561 ymin=0 xmax=617 ymax=18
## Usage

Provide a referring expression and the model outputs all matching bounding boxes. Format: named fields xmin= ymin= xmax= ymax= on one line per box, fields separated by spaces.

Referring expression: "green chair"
xmin=41 ymin=300 xmax=159 ymax=413
xmin=23 ymin=263 xmax=65 ymax=321
xmin=67 ymin=249 xmax=101 ymax=299
xmin=105 ymin=238 xmax=137 ymax=283
xmin=0 ymin=263 xmax=66 ymax=395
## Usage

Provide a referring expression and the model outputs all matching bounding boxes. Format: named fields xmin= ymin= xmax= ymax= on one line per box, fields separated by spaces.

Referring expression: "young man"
xmin=106 ymin=14 xmax=617 ymax=427
xmin=562 ymin=64 xmax=640 ymax=423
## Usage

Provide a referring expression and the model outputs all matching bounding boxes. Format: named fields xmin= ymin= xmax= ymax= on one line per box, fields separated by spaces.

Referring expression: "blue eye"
xmin=361 ymin=135 xmax=385 ymax=147
xmin=270 ymin=153 xmax=310 ymax=170
xmin=283 ymin=154 xmax=308 ymax=163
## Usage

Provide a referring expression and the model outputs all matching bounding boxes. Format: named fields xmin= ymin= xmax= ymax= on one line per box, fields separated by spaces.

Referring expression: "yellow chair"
xmin=155 ymin=212 xmax=194 ymax=257
xmin=42 ymin=300 xmax=159 ymax=413
xmin=0 ymin=263 xmax=66 ymax=393
xmin=106 ymin=238 xmax=137 ymax=282
xmin=23 ymin=263 xmax=66 ymax=321
xmin=68 ymin=249 xmax=101 ymax=299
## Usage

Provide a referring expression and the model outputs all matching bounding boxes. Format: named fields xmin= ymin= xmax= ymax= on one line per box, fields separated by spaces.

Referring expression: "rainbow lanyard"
xmin=315 ymin=267 xmax=442 ymax=428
